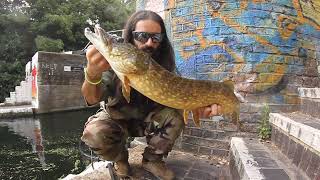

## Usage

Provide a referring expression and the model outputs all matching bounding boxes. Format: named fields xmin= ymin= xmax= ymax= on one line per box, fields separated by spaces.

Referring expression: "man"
xmin=81 ymin=10 xmax=221 ymax=180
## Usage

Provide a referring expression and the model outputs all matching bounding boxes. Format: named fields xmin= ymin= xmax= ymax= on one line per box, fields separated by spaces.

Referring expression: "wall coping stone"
xmin=269 ymin=112 xmax=320 ymax=153
xmin=298 ymin=88 xmax=320 ymax=99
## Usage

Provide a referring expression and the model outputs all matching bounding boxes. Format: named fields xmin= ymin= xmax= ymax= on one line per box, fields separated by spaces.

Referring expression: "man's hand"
xmin=81 ymin=45 xmax=111 ymax=105
xmin=198 ymin=104 xmax=222 ymax=118
xmin=85 ymin=45 xmax=111 ymax=80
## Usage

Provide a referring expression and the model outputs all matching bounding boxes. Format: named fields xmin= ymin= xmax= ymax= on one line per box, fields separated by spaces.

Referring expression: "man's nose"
xmin=145 ymin=38 xmax=155 ymax=47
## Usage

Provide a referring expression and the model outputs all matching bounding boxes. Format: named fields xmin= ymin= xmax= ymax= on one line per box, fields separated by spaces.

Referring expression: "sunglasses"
xmin=132 ymin=31 xmax=164 ymax=43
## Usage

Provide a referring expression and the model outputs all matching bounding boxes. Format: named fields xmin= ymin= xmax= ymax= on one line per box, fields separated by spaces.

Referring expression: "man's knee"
xmin=155 ymin=108 xmax=184 ymax=134
xmin=145 ymin=108 xmax=184 ymax=155
xmin=81 ymin=111 xmax=127 ymax=161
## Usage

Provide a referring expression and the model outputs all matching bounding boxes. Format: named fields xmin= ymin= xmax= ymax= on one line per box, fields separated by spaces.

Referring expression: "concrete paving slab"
xmin=64 ymin=141 xmax=231 ymax=180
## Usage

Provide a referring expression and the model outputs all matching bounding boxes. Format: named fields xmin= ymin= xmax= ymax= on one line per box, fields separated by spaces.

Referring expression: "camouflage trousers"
xmin=81 ymin=102 xmax=184 ymax=162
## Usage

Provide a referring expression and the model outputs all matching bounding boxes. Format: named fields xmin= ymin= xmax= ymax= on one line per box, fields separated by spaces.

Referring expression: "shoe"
xmin=142 ymin=159 xmax=175 ymax=180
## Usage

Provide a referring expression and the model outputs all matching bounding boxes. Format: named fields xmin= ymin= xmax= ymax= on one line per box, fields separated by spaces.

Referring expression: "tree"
xmin=0 ymin=0 xmax=135 ymax=102
xmin=27 ymin=0 xmax=134 ymax=51
xmin=0 ymin=12 xmax=32 ymax=102
xmin=35 ymin=35 xmax=64 ymax=52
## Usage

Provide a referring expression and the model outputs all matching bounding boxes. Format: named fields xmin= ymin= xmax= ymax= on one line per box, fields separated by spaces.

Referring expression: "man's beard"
xmin=141 ymin=46 xmax=156 ymax=55
xmin=141 ymin=46 xmax=160 ymax=63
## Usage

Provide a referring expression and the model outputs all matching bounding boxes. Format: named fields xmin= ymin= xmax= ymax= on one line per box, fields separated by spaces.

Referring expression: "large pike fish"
xmin=84 ymin=25 xmax=240 ymax=126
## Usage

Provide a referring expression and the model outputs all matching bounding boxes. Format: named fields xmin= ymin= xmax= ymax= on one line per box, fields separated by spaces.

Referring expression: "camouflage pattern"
xmin=81 ymin=101 xmax=184 ymax=162
xmin=81 ymin=70 xmax=184 ymax=162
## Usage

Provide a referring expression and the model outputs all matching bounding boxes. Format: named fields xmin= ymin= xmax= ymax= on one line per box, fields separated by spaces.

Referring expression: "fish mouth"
xmin=84 ymin=24 xmax=111 ymax=46
xmin=85 ymin=24 xmax=123 ymax=49
xmin=84 ymin=24 xmax=103 ymax=36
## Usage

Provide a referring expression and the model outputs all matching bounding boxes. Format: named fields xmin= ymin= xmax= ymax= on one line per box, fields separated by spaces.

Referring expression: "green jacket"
xmin=100 ymin=70 xmax=165 ymax=121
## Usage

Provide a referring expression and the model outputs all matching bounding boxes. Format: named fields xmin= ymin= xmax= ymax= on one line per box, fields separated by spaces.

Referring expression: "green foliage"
xmin=27 ymin=0 xmax=133 ymax=51
xmin=258 ymin=104 xmax=271 ymax=140
xmin=0 ymin=61 xmax=24 ymax=102
xmin=0 ymin=13 xmax=33 ymax=62
xmin=0 ymin=0 xmax=135 ymax=102
xmin=35 ymin=35 xmax=64 ymax=52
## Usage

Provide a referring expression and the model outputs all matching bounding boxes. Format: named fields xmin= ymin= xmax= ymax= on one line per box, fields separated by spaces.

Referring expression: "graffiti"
xmin=298 ymin=0 xmax=320 ymax=25
xmin=137 ymin=0 xmax=320 ymax=103
xmin=40 ymin=62 xmax=58 ymax=76
xmin=31 ymin=52 xmax=39 ymax=108
xmin=31 ymin=65 xmax=37 ymax=98
xmin=173 ymin=0 xmax=319 ymax=93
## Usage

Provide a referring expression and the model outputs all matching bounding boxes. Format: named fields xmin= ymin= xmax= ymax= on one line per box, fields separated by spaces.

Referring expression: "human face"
xmin=133 ymin=20 xmax=162 ymax=55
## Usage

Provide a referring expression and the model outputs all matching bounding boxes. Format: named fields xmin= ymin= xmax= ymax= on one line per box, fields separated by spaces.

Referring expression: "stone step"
xmin=269 ymin=112 xmax=320 ymax=179
xmin=298 ymin=88 xmax=320 ymax=118
xmin=230 ymin=137 xmax=309 ymax=180
xmin=300 ymin=98 xmax=320 ymax=118
xmin=269 ymin=112 xmax=320 ymax=152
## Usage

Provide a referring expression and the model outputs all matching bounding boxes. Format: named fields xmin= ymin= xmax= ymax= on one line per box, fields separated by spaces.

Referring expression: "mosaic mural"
xmin=137 ymin=0 xmax=320 ymax=104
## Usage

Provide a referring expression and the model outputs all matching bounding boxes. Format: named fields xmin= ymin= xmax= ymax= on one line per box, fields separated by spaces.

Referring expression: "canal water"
xmin=0 ymin=108 xmax=99 ymax=180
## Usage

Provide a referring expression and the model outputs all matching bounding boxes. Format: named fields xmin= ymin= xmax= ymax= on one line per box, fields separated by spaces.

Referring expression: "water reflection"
xmin=0 ymin=118 xmax=46 ymax=168
xmin=0 ymin=108 xmax=97 ymax=180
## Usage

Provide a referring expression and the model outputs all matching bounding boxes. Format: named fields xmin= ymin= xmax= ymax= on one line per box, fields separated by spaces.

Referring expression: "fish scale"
xmin=84 ymin=25 xmax=240 ymax=127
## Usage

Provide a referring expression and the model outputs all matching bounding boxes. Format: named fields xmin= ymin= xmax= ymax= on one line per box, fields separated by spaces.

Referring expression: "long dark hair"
xmin=123 ymin=10 xmax=176 ymax=72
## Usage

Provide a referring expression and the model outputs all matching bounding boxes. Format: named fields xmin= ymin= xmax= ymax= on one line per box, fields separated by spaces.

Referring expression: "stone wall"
xmin=136 ymin=0 xmax=320 ymax=155
xmin=33 ymin=51 xmax=87 ymax=113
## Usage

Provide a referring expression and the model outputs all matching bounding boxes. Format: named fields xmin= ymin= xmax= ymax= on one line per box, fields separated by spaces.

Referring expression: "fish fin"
xmin=223 ymin=80 xmax=234 ymax=91
xmin=183 ymin=110 xmax=189 ymax=125
xmin=121 ymin=76 xmax=131 ymax=103
xmin=191 ymin=109 xmax=200 ymax=127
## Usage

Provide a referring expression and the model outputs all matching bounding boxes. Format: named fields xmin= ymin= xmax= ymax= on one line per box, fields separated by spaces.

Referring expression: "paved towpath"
xmin=64 ymin=141 xmax=231 ymax=180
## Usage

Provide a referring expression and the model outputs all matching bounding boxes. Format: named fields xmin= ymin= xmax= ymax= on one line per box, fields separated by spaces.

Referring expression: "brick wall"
xmin=137 ymin=0 xmax=320 ymax=155
xmin=272 ymin=127 xmax=320 ymax=179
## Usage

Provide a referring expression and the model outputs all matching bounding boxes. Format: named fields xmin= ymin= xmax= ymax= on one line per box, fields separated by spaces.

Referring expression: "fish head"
xmin=84 ymin=24 xmax=112 ymax=56
xmin=84 ymin=25 xmax=150 ymax=75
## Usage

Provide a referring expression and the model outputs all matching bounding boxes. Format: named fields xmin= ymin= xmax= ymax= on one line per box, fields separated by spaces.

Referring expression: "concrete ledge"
xmin=240 ymin=103 xmax=300 ymax=113
xmin=230 ymin=137 xmax=290 ymax=180
xmin=0 ymin=105 xmax=34 ymax=118
xmin=269 ymin=112 xmax=320 ymax=152
xmin=298 ymin=88 xmax=320 ymax=99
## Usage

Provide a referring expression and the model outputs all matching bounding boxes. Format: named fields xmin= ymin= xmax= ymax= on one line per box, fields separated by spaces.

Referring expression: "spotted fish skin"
xmin=84 ymin=25 xmax=240 ymax=126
